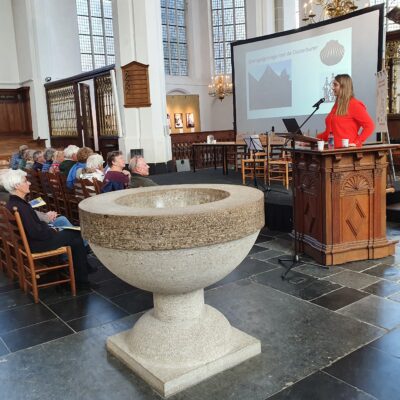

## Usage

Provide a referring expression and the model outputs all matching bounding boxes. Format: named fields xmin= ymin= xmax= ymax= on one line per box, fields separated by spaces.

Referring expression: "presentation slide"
xmin=232 ymin=6 xmax=383 ymax=137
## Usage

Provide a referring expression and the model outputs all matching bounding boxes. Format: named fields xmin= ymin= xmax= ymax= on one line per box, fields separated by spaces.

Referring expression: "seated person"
xmin=23 ymin=149 xmax=35 ymax=170
xmin=2 ymin=170 xmax=93 ymax=289
xmin=9 ymin=145 xmax=28 ymax=170
xmin=41 ymin=148 xmax=56 ymax=172
xmin=128 ymin=156 xmax=158 ymax=188
xmin=49 ymin=150 xmax=65 ymax=174
xmin=80 ymin=153 xmax=105 ymax=182
xmin=32 ymin=150 xmax=45 ymax=172
xmin=59 ymin=145 xmax=79 ymax=176
xmin=66 ymin=147 xmax=93 ymax=189
xmin=101 ymin=151 xmax=130 ymax=193
xmin=0 ymin=169 xmax=71 ymax=227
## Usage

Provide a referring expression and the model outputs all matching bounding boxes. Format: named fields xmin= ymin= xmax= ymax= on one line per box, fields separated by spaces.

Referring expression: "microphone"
xmin=312 ymin=98 xmax=325 ymax=108
xmin=264 ymin=126 xmax=275 ymax=135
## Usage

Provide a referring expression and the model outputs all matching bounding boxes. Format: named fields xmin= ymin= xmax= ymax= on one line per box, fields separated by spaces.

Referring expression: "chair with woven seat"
xmin=266 ymin=134 xmax=292 ymax=190
xmin=9 ymin=206 xmax=76 ymax=303
xmin=241 ymin=152 xmax=267 ymax=185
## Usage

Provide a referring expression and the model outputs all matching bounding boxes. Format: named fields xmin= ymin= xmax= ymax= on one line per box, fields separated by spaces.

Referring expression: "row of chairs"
xmin=0 ymin=171 xmax=103 ymax=302
xmin=26 ymin=170 xmax=101 ymax=224
xmin=0 ymin=203 xmax=76 ymax=303
xmin=241 ymin=136 xmax=292 ymax=189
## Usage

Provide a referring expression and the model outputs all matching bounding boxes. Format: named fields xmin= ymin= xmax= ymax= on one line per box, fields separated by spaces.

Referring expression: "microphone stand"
xmin=278 ymin=103 xmax=328 ymax=280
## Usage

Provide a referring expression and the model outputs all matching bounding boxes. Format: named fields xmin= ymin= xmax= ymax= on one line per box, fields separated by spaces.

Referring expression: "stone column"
xmin=113 ymin=0 xmax=172 ymax=173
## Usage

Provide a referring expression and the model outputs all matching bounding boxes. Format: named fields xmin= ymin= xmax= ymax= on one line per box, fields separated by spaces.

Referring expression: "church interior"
xmin=1 ymin=1 xmax=400 ymax=399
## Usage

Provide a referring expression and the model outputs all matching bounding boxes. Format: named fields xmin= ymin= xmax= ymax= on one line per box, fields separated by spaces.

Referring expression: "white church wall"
xmin=10 ymin=0 xmax=82 ymax=142
xmin=113 ymin=0 xmax=171 ymax=165
xmin=0 ymin=0 xmax=19 ymax=86
xmin=165 ymin=0 xmax=278 ymax=133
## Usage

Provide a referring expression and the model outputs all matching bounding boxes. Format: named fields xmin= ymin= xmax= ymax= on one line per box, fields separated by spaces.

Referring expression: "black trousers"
xmin=30 ymin=230 xmax=89 ymax=283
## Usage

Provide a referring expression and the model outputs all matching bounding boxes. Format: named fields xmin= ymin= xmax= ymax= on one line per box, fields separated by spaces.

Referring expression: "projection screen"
xmin=232 ymin=5 xmax=384 ymax=137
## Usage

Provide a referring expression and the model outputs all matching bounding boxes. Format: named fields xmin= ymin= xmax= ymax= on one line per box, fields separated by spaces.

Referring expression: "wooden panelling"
xmin=121 ymin=61 xmax=151 ymax=108
xmin=293 ymin=145 xmax=397 ymax=265
xmin=0 ymin=88 xmax=32 ymax=135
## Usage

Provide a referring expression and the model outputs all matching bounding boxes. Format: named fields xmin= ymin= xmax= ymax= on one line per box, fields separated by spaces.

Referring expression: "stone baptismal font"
xmin=79 ymin=184 xmax=264 ymax=397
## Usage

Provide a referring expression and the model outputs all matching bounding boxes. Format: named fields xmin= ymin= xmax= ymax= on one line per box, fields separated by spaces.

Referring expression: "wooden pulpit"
xmin=291 ymin=144 xmax=397 ymax=265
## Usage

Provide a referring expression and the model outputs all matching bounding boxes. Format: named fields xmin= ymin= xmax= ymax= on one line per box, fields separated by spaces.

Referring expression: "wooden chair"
xmin=266 ymin=135 xmax=292 ymax=190
xmin=80 ymin=178 xmax=99 ymax=197
xmin=25 ymin=169 xmax=46 ymax=206
xmin=241 ymin=152 xmax=267 ymax=185
xmin=58 ymin=174 xmax=80 ymax=225
xmin=47 ymin=172 xmax=70 ymax=217
xmin=0 ymin=204 xmax=24 ymax=288
xmin=38 ymin=172 xmax=57 ymax=211
xmin=91 ymin=177 xmax=102 ymax=195
xmin=11 ymin=207 xmax=76 ymax=303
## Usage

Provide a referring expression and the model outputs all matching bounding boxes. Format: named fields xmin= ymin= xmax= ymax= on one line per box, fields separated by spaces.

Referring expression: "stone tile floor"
xmin=1 ymin=169 xmax=400 ymax=399
xmin=0 ymin=223 xmax=400 ymax=399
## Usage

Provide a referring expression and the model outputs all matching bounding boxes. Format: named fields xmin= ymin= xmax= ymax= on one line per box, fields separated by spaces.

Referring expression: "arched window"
xmin=161 ymin=0 xmax=188 ymax=76
xmin=76 ymin=0 xmax=115 ymax=71
xmin=211 ymin=0 xmax=246 ymax=75
xmin=369 ymin=0 xmax=400 ymax=31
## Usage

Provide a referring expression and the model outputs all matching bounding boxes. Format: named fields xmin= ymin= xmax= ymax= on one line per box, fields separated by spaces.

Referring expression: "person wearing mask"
xmin=49 ymin=150 xmax=65 ymax=174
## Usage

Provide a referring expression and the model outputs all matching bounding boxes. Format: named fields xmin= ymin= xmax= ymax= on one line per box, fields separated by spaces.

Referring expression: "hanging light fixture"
xmin=302 ymin=0 xmax=358 ymax=23
xmin=208 ymin=74 xmax=233 ymax=101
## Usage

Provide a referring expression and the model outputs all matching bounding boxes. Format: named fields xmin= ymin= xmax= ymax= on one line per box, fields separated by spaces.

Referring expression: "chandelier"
xmin=208 ymin=74 xmax=233 ymax=101
xmin=302 ymin=0 xmax=358 ymax=23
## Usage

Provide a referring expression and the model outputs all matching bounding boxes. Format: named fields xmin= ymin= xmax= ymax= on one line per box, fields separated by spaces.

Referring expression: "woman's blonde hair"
xmin=335 ymin=74 xmax=354 ymax=116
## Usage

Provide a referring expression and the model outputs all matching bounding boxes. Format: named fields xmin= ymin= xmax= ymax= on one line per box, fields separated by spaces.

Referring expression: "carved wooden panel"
xmin=292 ymin=146 xmax=396 ymax=265
xmin=121 ymin=61 xmax=151 ymax=108
xmin=341 ymin=195 xmax=369 ymax=242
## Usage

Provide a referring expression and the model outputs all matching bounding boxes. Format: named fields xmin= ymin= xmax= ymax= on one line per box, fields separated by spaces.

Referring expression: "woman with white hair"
xmin=3 ymin=169 xmax=92 ymax=289
xmin=80 ymin=153 xmax=105 ymax=182
xmin=59 ymin=145 xmax=79 ymax=176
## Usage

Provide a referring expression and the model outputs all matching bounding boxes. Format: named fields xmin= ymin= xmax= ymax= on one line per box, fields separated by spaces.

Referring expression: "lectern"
xmin=290 ymin=144 xmax=397 ymax=265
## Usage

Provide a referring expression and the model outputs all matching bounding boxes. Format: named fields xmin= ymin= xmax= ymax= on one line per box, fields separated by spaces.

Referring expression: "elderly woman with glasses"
xmin=2 ymin=169 xmax=93 ymax=289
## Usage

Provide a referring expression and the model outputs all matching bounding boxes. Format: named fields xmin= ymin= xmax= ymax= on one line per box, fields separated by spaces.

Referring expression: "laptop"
xmin=282 ymin=118 xmax=302 ymax=135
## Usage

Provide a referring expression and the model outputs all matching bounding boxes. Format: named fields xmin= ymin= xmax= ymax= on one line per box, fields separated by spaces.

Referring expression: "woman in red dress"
xmin=317 ymin=74 xmax=375 ymax=148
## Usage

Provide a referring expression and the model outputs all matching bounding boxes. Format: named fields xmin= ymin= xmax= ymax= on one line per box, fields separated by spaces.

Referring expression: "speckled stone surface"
xmin=79 ymin=185 xmax=265 ymax=251
xmin=78 ymin=184 xmax=264 ymax=397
